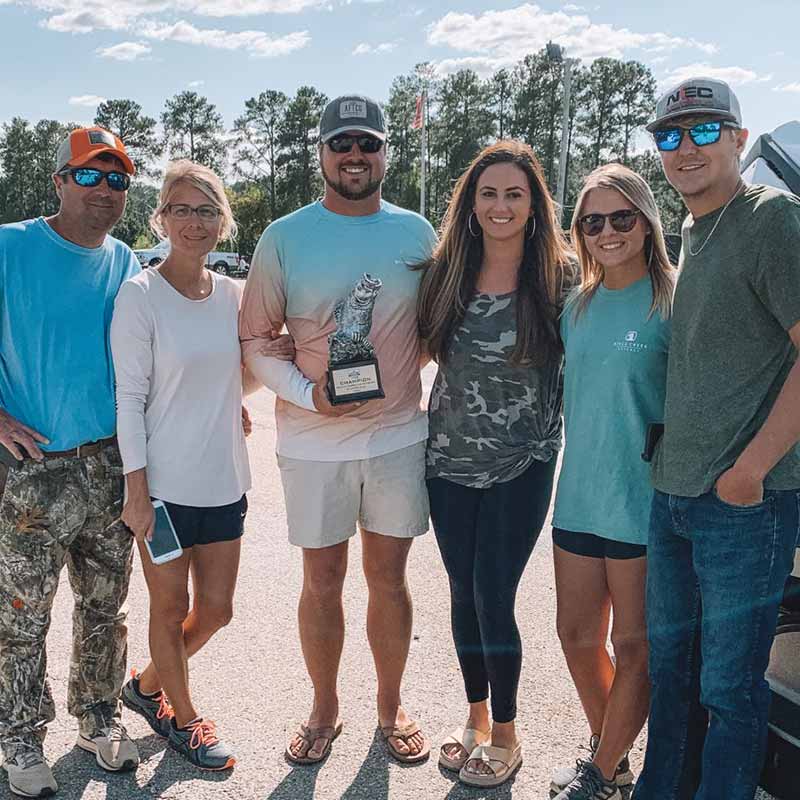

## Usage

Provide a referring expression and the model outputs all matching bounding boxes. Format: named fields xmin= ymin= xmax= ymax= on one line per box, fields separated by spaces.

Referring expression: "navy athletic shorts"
xmin=552 ymin=527 xmax=646 ymax=560
xmin=160 ymin=494 xmax=248 ymax=549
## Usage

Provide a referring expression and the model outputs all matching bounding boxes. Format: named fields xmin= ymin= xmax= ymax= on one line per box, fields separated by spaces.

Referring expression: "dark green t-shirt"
xmin=652 ymin=184 xmax=800 ymax=496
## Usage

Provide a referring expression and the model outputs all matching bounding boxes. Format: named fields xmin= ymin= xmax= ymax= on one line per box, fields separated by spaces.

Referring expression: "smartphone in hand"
xmin=642 ymin=422 xmax=665 ymax=463
xmin=146 ymin=501 xmax=184 ymax=565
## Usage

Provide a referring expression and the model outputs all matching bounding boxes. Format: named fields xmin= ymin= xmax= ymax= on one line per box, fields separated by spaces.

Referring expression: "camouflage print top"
xmin=427 ymin=291 xmax=563 ymax=488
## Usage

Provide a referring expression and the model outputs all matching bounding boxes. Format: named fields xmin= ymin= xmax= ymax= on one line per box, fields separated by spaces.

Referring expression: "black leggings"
xmin=427 ymin=458 xmax=556 ymax=723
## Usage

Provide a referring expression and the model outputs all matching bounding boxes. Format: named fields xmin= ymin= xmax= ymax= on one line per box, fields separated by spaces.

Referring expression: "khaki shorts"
xmin=277 ymin=442 xmax=430 ymax=549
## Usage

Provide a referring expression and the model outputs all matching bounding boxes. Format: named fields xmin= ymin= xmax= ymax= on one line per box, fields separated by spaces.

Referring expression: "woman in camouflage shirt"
xmin=417 ymin=141 xmax=575 ymax=788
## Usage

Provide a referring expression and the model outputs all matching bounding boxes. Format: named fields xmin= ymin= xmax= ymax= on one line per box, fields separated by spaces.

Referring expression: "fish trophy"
xmin=326 ymin=273 xmax=386 ymax=405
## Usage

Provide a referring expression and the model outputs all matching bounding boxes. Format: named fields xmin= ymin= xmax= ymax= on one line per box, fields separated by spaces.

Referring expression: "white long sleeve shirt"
xmin=111 ymin=269 xmax=251 ymax=507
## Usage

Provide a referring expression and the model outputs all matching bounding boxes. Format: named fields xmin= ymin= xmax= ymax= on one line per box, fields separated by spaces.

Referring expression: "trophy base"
xmin=327 ymin=358 xmax=385 ymax=405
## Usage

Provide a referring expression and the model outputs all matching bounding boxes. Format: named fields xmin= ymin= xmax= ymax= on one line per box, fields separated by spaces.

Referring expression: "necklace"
xmin=156 ymin=264 xmax=212 ymax=300
xmin=688 ymin=181 xmax=745 ymax=257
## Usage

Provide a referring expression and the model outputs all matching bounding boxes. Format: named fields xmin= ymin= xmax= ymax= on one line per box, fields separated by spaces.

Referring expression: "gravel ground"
xmin=0 ymin=369 xmax=779 ymax=800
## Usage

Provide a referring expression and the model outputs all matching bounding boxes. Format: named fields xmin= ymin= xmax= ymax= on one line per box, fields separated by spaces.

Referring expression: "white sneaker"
xmin=551 ymin=734 xmax=600 ymax=796
xmin=77 ymin=704 xmax=139 ymax=772
xmin=552 ymin=761 xmax=622 ymax=800
xmin=550 ymin=736 xmax=634 ymax=797
xmin=2 ymin=739 xmax=58 ymax=798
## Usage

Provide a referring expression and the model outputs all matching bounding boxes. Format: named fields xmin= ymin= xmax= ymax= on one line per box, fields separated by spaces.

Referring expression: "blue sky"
xmin=1 ymin=0 xmax=798 ymax=146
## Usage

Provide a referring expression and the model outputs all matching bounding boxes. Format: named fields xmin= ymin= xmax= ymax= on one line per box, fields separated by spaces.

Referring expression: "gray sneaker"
xmin=121 ymin=672 xmax=174 ymax=737
xmin=550 ymin=736 xmax=633 ymax=797
xmin=167 ymin=718 xmax=235 ymax=771
xmin=552 ymin=761 xmax=622 ymax=800
xmin=77 ymin=703 xmax=139 ymax=772
xmin=2 ymin=738 xmax=57 ymax=798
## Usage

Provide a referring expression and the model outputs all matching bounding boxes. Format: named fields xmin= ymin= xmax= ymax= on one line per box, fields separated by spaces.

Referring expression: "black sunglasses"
xmin=60 ymin=167 xmax=130 ymax=192
xmin=579 ymin=209 xmax=640 ymax=237
xmin=326 ymin=134 xmax=384 ymax=154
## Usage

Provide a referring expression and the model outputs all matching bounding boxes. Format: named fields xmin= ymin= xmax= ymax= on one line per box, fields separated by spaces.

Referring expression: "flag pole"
xmin=419 ymin=90 xmax=427 ymax=218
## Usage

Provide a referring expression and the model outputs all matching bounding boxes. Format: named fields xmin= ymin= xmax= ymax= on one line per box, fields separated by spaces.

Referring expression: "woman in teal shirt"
xmin=549 ymin=164 xmax=674 ymax=800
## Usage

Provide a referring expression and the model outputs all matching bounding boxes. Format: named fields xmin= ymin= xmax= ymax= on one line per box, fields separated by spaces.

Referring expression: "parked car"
xmin=750 ymin=119 xmax=800 ymax=800
xmin=133 ymin=242 xmax=248 ymax=277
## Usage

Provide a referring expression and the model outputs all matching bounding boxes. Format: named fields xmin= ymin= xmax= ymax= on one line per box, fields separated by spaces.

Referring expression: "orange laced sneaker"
xmin=167 ymin=718 xmax=236 ymax=771
xmin=121 ymin=668 xmax=174 ymax=737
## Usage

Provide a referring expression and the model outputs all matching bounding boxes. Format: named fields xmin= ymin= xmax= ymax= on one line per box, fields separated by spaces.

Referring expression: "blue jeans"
xmin=634 ymin=488 xmax=799 ymax=800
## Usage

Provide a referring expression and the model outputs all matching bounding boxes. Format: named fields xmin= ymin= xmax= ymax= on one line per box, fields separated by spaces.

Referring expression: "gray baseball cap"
xmin=319 ymin=95 xmax=386 ymax=143
xmin=647 ymin=77 xmax=742 ymax=132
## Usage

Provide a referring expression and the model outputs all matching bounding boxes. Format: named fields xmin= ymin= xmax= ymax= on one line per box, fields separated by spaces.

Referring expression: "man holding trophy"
xmin=240 ymin=94 xmax=437 ymax=765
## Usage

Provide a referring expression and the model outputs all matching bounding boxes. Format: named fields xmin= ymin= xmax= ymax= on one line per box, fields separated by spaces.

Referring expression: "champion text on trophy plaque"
xmin=326 ymin=273 xmax=386 ymax=405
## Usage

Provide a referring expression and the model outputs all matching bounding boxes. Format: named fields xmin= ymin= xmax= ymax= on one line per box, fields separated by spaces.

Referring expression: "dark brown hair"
xmin=417 ymin=140 xmax=574 ymax=366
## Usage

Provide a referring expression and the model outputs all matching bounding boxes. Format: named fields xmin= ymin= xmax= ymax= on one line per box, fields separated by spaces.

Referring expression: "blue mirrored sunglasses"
xmin=653 ymin=121 xmax=738 ymax=152
xmin=61 ymin=167 xmax=130 ymax=191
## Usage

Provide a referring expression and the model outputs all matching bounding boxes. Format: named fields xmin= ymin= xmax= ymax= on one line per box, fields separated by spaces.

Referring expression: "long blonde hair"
xmin=569 ymin=163 xmax=674 ymax=320
xmin=417 ymin=140 xmax=574 ymax=366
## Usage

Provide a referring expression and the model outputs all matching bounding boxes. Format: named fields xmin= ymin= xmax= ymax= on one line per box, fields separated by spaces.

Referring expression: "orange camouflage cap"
xmin=55 ymin=126 xmax=135 ymax=175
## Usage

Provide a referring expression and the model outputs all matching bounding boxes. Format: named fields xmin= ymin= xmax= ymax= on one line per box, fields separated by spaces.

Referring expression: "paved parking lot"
xmin=0 ymin=374 xmax=778 ymax=799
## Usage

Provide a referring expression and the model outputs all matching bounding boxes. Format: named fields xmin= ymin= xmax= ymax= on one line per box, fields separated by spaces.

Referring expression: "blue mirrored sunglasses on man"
xmin=58 ymin=167 xmax=130 ymax=191
xmin=653 ymin=120 xmax=739 ymax=152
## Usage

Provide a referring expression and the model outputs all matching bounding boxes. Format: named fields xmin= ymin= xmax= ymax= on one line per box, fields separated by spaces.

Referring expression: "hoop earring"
xmin=527 ymin=216 xmax=537 ymax=240
xmin=468 ymin=212 xmax=481 ymax=238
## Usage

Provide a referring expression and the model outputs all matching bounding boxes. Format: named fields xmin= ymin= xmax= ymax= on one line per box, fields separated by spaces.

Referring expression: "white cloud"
xmin=434 ymin=56 xmax=514 ymax=78
xmin=176 ymin=0 xmax=325 ymax=15
xmin=562 ymin=3 xmax=585 ymax=10
xmin=68 ymin=94 xmax=106 ymax=106
xmin=140 ymin=19 xmax=310 ymax=57
xmin=43 ymin=8 xmax=130 ymax=33
xmin=96 ymin=41 xmax=151 ymax=60
xmin=427 ymin=4 xmax=716 ymax=62
xmin=188 ymin=79 xmax=205 ymax=87
xmin=773 ymin=82 xmax=800 ymax=93
xmin=662 ymin=63 xmax=766 ymax=88
xmin=22 ymin=0 xmax=313 ymax=57
xmin=27 ymin=0 xmax=322 ymax=26
xmin=352 ymin=41 xmax=396 ymax=55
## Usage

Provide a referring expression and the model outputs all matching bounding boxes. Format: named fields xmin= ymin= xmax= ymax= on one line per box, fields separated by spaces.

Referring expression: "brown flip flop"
xmin=285 ymin=720 xmax=343 ymax=765
xmin=380 ymin=720 xmax=431 ymax=764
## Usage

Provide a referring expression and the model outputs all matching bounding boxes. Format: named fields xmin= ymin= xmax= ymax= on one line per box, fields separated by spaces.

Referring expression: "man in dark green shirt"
xmin=633 ymin=78 xmax=800 ymax=800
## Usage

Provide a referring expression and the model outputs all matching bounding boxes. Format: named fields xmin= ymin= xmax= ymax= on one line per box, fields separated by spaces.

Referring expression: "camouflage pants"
xmin=0 ymin=443 xmax=133 ymax=743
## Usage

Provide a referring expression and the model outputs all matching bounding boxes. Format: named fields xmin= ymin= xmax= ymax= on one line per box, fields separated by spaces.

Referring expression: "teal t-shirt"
xmin=0 ymin=217 xmax=140 ymax=451
xmin=552 ymin=276 xmax=670 ymax=545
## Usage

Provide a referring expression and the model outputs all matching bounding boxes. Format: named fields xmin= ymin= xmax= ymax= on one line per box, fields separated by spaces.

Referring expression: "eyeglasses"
xmin=653 ymin=120 xmax=737 ymax=152
xmin=327 ymin=134 xmax=384 ymax=154
xmin=165 ymin=203 xmax=222 ymax=221
xmin=60 ymin=167 xmax=130 ymax=192
xmin=579 ymin=209 xmax=640 ymax=237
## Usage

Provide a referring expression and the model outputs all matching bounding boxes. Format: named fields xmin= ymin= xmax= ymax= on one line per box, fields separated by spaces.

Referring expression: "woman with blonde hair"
xmin=419 ymin=140 xmax=575 ymax=788
xmin=548 ymin=163 xmax=674 ymax=800
xmin=110 ymin=160 xmax=289 ymax=770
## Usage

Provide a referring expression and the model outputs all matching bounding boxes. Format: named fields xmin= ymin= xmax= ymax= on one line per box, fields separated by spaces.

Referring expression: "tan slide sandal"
xmin=438 ymin=727 xmax=490 ymax=772
xmin=459 ymin=742 xmax=523 ymax=787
